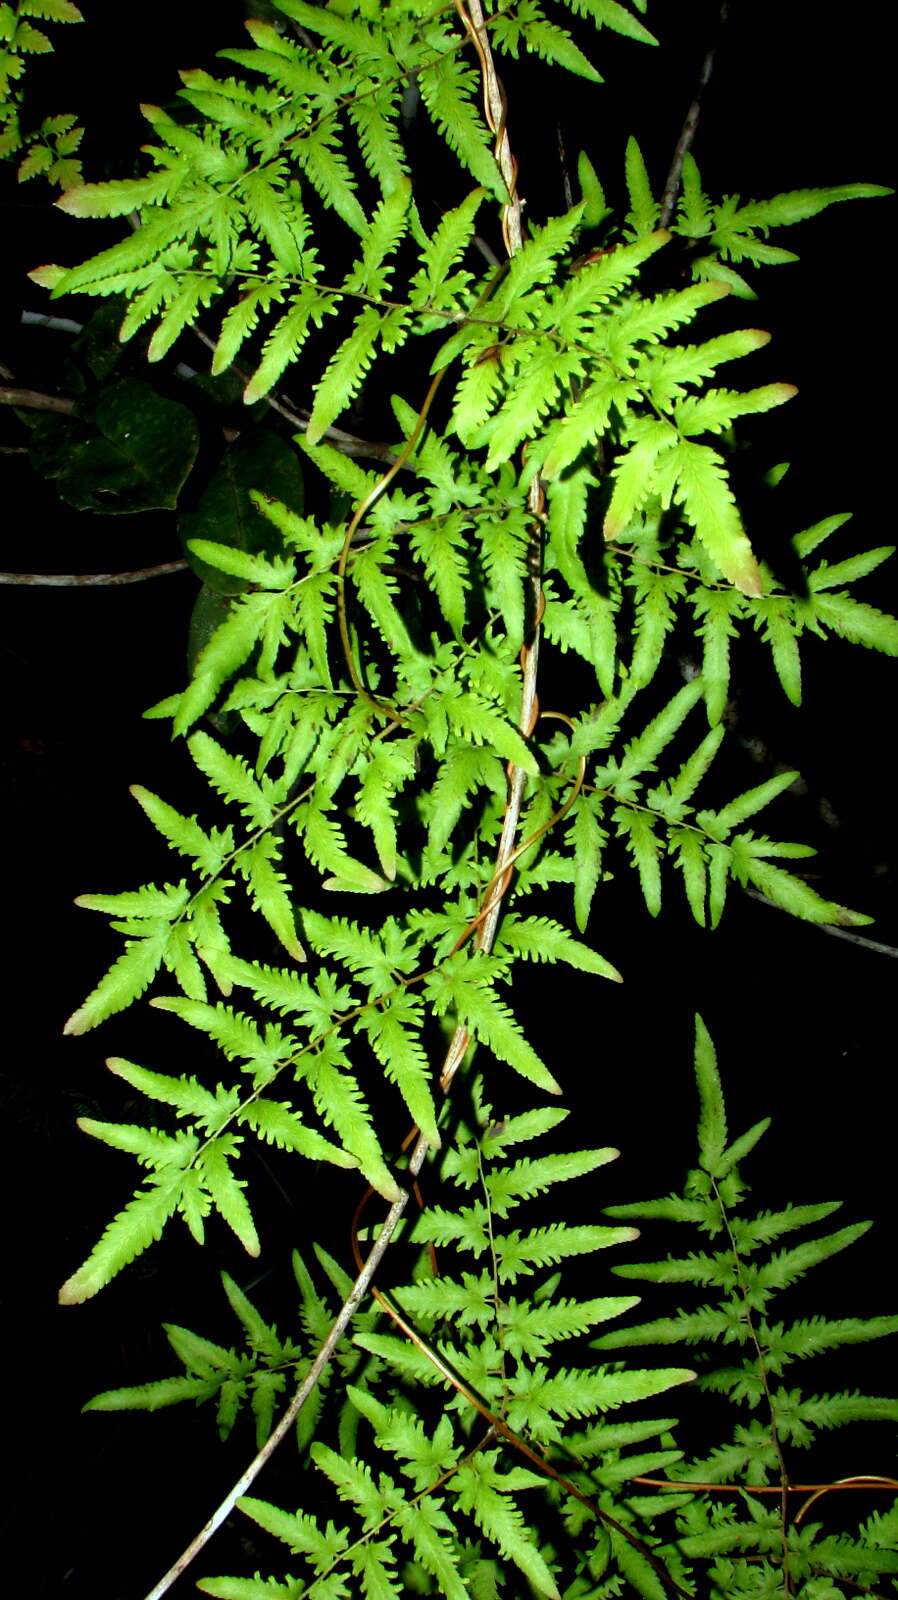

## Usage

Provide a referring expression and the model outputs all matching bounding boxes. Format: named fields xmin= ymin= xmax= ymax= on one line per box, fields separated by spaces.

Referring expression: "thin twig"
xmin=0 ymin=562 xmax=188 ymax=587
xmin=0 ymin=385 xmax=74 ymax=414
xmin=20 ymin=310 xmax=84 ymax=334
xmin=659 ymin=0 xmax=731 ymax=227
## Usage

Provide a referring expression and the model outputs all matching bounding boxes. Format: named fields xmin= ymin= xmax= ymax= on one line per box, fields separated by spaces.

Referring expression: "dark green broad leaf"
xmin=72 ymin=301 xmax=132 ymax=384
xmin=26 ymin=377 xmax=199 ymax=512
xmin=179 ymin=430 xmax=305 ymax=597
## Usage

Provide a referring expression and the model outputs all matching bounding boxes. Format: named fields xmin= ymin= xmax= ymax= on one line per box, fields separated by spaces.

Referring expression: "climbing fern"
xmin=29 ymin=0 xmax=896 ymax=1593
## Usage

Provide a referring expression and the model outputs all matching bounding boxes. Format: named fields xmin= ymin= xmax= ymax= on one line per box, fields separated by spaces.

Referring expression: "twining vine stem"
xmin=141 ymin=6 xmax=547 ymax=1595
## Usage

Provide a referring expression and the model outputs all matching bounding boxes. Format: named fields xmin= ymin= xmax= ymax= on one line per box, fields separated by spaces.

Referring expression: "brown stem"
xmin=0 ymin=562 xmax=188 ymax=587
xmin=659 ymin=0 xmax=731 ymax=227
xmin=0 ymin=385 xmax=74 ymax=414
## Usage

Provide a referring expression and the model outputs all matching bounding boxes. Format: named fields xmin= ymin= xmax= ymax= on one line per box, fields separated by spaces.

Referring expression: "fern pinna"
xmin=592 ymin=1019 xmax=898 ymax=1599
xmin=36 ymin=0 xmax=896 ymax=1594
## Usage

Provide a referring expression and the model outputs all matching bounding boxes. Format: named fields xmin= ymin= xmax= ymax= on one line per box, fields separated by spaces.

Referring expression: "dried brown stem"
xmin=0 ymin=562 xmax=188 ymax=587
xmin=0 ymin=385 xmax=74 ymax=414
xmin=659 ymin=0 xmax=731 ymax=227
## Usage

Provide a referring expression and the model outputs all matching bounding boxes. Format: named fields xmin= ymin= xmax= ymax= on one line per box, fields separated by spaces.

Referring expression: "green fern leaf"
xmin=811 ymin=592 xmax=898 ymax=654
xmin=236 ymin=835 xmax=305 ymax=961
xmin=360 ymin=992 xmax=439 ymax=1146
xmin=74 ymin=883 xmax=190 ymax=919
xmin=643 ymin=327 xmax=771 ymax=410
xmin=307 ymin=306 xmax=383 ymax=446
xmin=129 ymin=785 xmax=234 ymax=876
xmin=479 ymin=1107 xmax=570 ymax=1154
xmin=623 ymin=135 xmax=659 ymax=234
xmin=164 ymin=1322 xmax=236 ymax=1375
xmin=603 ymin=420 xmax=677 ymax=539
xmin=675 ymin=381 xmax=796 ymax=437
xmin=608 ymin=1526 xmax=668 ymax=1600
xmin=756 ymin=1222 xmax=871 ymax=1294
xmin=185 ymin=540 xmax=295 ymax=590
xmin=244 ymin=285 xmax=330 ymax=405
xmin=351 ymin=537 xmax=417 ymax=660
xmin=616 ymin=679 xmax=704 ymax=780
xmin=295 ymin=122 xmax=367 ymax=235
xmin=237 ymin=1099 xmax=357 ymax=1169
xmin=407 ymin=513 xmax=470 ymax=637
xmin=395 ymin=1501 xmax=468 ymax=1600
xmin=808 ymin=546 xmax=894 ymax=591
xmin=729 ymin=845 xmax=871 ymax=927
xmin=162 ymin=923 xmax=208 ymax=1002
xmin=566 ymin=0 xmax=657 ymax=46
xmin=424 ymin=742 xmax=504 ymax=863
xmin=430 ymin=964 xmax=561 ymax=1094
xmin=670 ymin=828 xmax=707 ymax=924
xmin=486 ymin=1147 xmax=619 ymax=1215
xmin=197 ymin=1138 xmax=261 ymax=1257
xmin=354 ymin=741 xmax=416 ymax=881
xmin=189 ymin=730 xmax=275 ymax=828
xmin=793 ymin=510 xmax=853 ymax=557
xmin=693 ymin=1013 xmax=727 ymax=1173
xmin=455 ymin=1452 xmax=560 ymax=1599
xmin=753 ymin=596 xmax=802 ymax=705
xmin=151 ymin=995 xmax=295 ymax=1073
xmin=693 ymin=588 xmax=740 ymax=724
xmin=76 ymin=1118 xmax=196 ymax=1169
xmin=106 ymin=1055 xmax=239 ymax=1129
xmin=728 ymin=182 xmax=891 ymax=232
xmin=494 ymin=914 xmax=621 ymax=981
xmin=700 ymin=770 xmax=801 ymax=837
xmin=197 ymin=1576 xmax=300 ymax=1599
xmin=670 ymin=440 xmax=762 ymax=596
xmin=496 ymin=1223 xmax=639 ymax=1282
xmin=614 ymin=806 xmax=662 ymax=916
xmin=174 ymin=591 xmax=275 ymax=736
xmin=626 ymin=566 xmax=686 ymax=689
xmin=84 ymin=1374 xmax=216 ymax=1412
xmin=568 ymin=799 xmax=606 ymax=933
xmin=55 ymin=170 xmax=174 ymax=218
xmin=311 ymin=1439 xmax=397 ymax=1520
xmin=650 ymin=725 xmax=725 ymax=815
xmin=212 ymin=283 xmax=283 ymax=377
xmin=444 ymin=691 xmax=538 ymax=775
xmin=348 ymin=85 xmax=410 ymax=203
xmin=344 ymin=178 xmax=411 ymax=296
xmin=310 ymin=1051 xmax=401 ymax=1202
xmin=411 ymin=187 xmax=484 ymax=306
xmin=58 ymin=1173 xmax=184 ymax=1303
xmin=418 ymin=54 xmax=505 ymax=198
xmin=63 ymin=925 xmax=169 ymax=1035
xmin=219 ymin=1272 xmax=284 ymax=1361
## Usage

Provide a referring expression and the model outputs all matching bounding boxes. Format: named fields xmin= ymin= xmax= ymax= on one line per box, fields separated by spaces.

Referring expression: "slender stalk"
xmin=659 ymin=0 xmax=731 ymax=227
xmin=139 ymin=8 xmax=546 ymax=1596
xmin=0 ymin=562 xmax=188 ymax=586
xmin=0 ymin=384 xmax=74 ymax=413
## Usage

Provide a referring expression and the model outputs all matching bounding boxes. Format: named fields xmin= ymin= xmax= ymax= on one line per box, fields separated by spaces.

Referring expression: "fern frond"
xmin=58 ymin=1173 xmax=184 ymax=1304
xmin=63 ymin=925 xmax=169 ymax=1035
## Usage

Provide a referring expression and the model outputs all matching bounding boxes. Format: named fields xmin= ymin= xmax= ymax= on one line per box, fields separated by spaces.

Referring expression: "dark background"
xmin=1 ymin=2 xmax=895 ymax=1595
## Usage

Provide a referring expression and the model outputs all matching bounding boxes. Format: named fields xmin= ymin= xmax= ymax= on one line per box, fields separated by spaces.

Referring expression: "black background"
xmin=1 ymin=3 xmax=895 ymax=1595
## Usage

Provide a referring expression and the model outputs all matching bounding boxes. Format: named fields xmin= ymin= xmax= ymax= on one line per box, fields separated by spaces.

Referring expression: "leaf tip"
xmin=58 ymin=1273 xmax=87 ymax=1306
xmin=28 ymin=262 xmax=66 ymax=289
